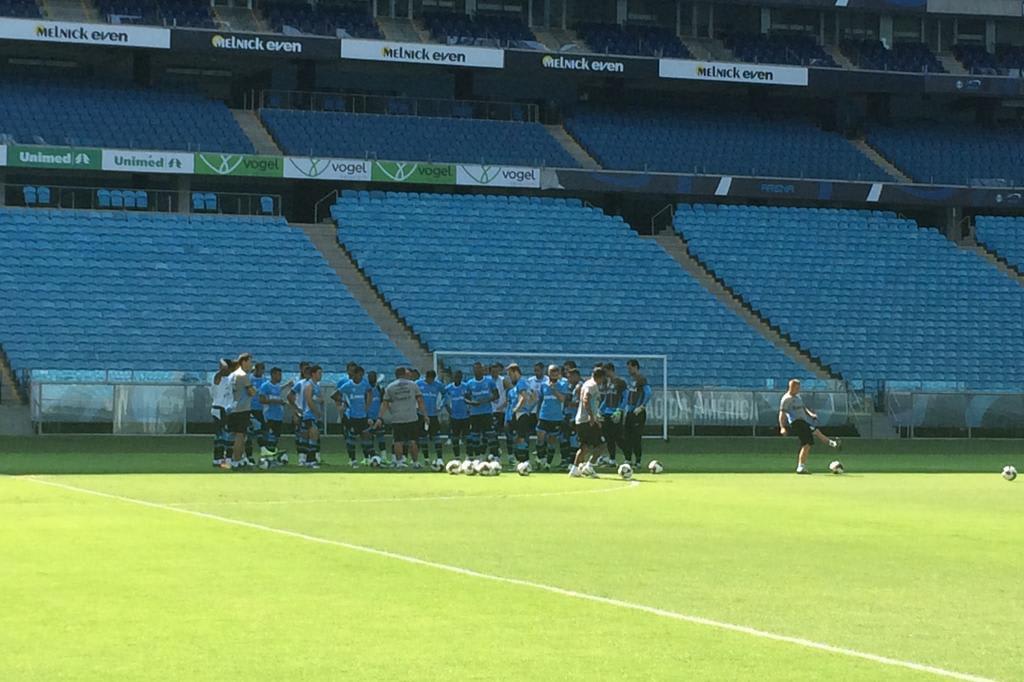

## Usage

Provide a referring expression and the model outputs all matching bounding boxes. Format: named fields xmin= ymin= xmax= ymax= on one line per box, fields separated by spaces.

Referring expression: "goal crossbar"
xmin=433 ymin=350 xmax=668 ymax=441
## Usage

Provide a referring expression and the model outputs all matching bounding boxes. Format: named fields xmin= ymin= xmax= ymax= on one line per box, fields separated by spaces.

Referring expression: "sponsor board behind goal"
xmin=0 ymin=17 xmax=170 ymax=49
xmin=659 ymin=58 xmax=809 ymax=87
xmin=340 ymin=39 xmax=505 ymax=69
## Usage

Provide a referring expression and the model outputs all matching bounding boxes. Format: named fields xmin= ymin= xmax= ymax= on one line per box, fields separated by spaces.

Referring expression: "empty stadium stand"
xmin=0 ymin=0 xmax=39 ymax=18
xmin=675 ymin=204 xmax=1024 ymax=389
xmin=423 ymin=11 xmax=536 ymax=47
xmin=865 ymin=122 xmax=1024 ymax=186
xmin=725 ymin=33 xmax=836 ymax=67
xmin=576 ymin=23 xmax=690 ymax=58
xmin=0 ymin=208 xmax=408 ymax=373
xmin=0 ymin=80 xmax=253 ymax=153
xmin=840 ymin=39 xmax=945 ymax=73
xmin=332 ymin=191 xmax=807 ymax=388
xmin=262 ymin=1 xmax=382 ymax=38
xmin=260 ymin=108 xmax=578 ymax=167
xmin=93 ymin=0 xmax=214 ymax=27
xmin=563 ymin=106 xmax=887 ymax=181
xmin=975 ymin=216 xmax=1024 ymax=273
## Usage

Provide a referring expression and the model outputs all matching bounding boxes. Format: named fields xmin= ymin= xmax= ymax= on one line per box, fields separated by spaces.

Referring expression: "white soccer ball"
xmin=617 ymin=462 xmax=633 ymax=480
xmin=445 ymin=459 xmax=461 ymax=475
xmin=431 ymin=457 xmax=445 ymax=472
xmin=516 ymin=461 xmax=531 ymax=476
xmin=488 ymin=461 xmax=502 ymax=476
xmin=569 ymin=466 xmax=583 ymax=478
xmin=463 ymin=460 xmax=478 ymax=476
xmin=648 ymin=460 xmax=664 ymax=474
xmin=369 ymin=455 xmax=382 ymax=468
xmin=829 ymin=460 xmax=845 ymax=475
xmin=258 ymin=457 xmax=271 ymax=471
xmin=1002 ymin=465 xmax=1018 ymax=482
xmin=474 ymin=460 xmax=491 ymax=476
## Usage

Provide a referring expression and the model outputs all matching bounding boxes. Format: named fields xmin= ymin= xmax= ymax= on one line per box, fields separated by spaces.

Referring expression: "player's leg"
xmin=504 ymin=417 xmax=515 ymax=465
xmin=546 ymin=430 xmax=559 ymax=467
xmin=534 ymin=423 xmax=549 ymax=467
xmin=211 ymin=407 xmax=226 ymax=467
xmin=450 ymin=418 xmax=464 ymax=459
xmin=344 ymin=421 xmax=360 ymax=467
xmin=812 ymin=428 xmax=841 ymax=449
xmin=601 ymin=416 xmax=618 ymax=467
xmin=794 ymin=421 xmax=813 ymax=474
xmin=306 ymin=421 xmax=322 ymax=468
xmin=513 ymin=416 xmax=531 ymax=463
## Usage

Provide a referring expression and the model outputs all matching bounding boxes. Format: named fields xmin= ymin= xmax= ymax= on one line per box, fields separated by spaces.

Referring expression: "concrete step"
xmin=377 ymin=17 xmax=424 ymax=43
xmin=851 ymin=138 xmax=913 ymax=183
xmin=680 ymin=38 xmax=713 ymax=61
xmin=231 ymin=110 xmax=282 ymax=156
xmin=938 ymin=52 xmax=967 ymax=75
xmin=214 ymin=6 xmax=266 ymax=32
xmin=0 ymin=345 xmax=26 ymax=406
xmin=545 ymin=124 xmax=600 ymax=170
xmin=964 ymin=240 xmax=1024 ymax=285
xmin=823 ymin=44 xmax=855 ymax=70
xmin=411 ymin=18 xmax=433 ymax=44
xmin=0 ymin=405 xmax=32 ymax=436
xmin=42 ymin=0 xmax=95 ymax=21
xmin=296 ymin=223 xmax=433 ymax=371
xmin=533 ymin=28 xmax=582 ymax=52
xmin=653 ymin=231 xmax=838 ymax=381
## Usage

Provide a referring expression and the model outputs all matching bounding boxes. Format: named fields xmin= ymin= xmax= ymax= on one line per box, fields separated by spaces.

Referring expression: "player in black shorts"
xmin=779 ymin=379 xmax=841 ymax=474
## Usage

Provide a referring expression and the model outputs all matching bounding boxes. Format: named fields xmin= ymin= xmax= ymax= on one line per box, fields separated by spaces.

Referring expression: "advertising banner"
xmin=0 ymin=18 xmax=170 ymax=49
xmin=284 ymin=156 xmax=372 ymax=181
xmin=504 ymin=50 xmax=659 ymax=79
xmin=101 ymin=149 xmax=194 ymax=174
xmin=341 ymin=38 xmax=504 ymax=69
xmin=371 ymin=161 xmax=456 ymax=185
xmin=7 ymin=145 xmax=102 ymax=170
xmin=170 ymin=29 xmax=339 ymax=59
xmin=456 ymin=164 xmax=541 ymax=188
xmin=194 ymin=152 xmax=284 ymax=178
xmin=659 ymin=58 xmax=808 ymax=87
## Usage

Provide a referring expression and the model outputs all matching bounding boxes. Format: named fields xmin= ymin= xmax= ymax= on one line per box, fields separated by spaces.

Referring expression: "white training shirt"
xmin=779 ymin=392 xmax=807 ymax=425
xmin=211 ymin=374 xmax=234 ymax=410
xmin=575 ymin=378 xmax=601 ymax=425
xmin=491 ymin=375 xmax=507 ymax=413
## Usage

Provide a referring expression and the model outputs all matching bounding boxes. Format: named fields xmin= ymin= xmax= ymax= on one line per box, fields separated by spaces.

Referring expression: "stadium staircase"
xmin=937 ymin=52 xmax=968 ymax=75
xmin=533 ymin=27 xmax=582 ymax=52
xmin=653 ymin=231 xmax=837 ymax=381
xmin=40 ymin=0 xmax=94 ymax=21
xmin=545 ymin=124 xmax=601 ymax=169
xmin=232 ymin=110 xmax=282 ymax=156
xmin=823 ymin=44 xmax=855 ymax=70
xmin=214 ymin=5 xmax=266 ymax=32
xmin=297 ymin=223 xmax=433 ymax=371
xmin=377 ymin=17 xmax=424 ymax=43
xmin=964 ymin=238 xmax=1024 ymax=284
xmin=0 ymin=345 xmax=31 ymax=435
xmin=851 ymin=139 xmax=913 ymax=183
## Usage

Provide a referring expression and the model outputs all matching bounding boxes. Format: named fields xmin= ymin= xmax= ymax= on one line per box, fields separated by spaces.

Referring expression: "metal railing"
xmin=256 ymin=88 xmax=540 ymax=123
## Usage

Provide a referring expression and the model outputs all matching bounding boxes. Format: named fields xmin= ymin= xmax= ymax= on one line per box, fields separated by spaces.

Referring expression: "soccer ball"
xmin=648 ymin=460 xmax=664 ymax=474
xmin=488 ymin=461 xmax=502 ymax=476
xmin=258 ymin=457 xmax=272 ymax=470
xmin=829 ymin=460 xmax=845 ymax=475
xmin=431 ymin=457 xmax=445 ymax=472
xmin=445 ymin=459 xmax=461 ymax=475
xmin=463 ymin=460 xmax=478 ymax=476
xmin=617 ymin=463 xmax=633 ymax=480
xmin=581 ymin=462 xmax=597 ymax=478
xmin=473 ymin=460 xmax=491 ymax=476
xmin=369 ymin=455 xmax=383 ymax=468
xmin=1002 ymin=465 xmax=1018 ymax=481
xmin=516 ymin=461 xmax=531 ymax=476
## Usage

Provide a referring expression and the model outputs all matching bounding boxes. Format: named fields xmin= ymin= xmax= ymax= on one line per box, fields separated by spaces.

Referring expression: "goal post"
xmin=433 ymin=350 xmax=668 ymax=441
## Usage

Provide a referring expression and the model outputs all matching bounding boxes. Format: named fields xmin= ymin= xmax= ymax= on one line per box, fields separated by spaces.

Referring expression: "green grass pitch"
xmin=1 ymin=437 xmax=1020 ymax=681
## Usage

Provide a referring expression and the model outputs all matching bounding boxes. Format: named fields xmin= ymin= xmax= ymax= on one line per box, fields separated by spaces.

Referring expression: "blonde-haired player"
xmin=779 ymin=379 xmax=841 ymax=474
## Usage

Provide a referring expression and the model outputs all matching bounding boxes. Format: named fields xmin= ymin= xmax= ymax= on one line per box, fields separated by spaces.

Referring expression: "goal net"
xmin=433 ymin=350 xmax=668 ymax=440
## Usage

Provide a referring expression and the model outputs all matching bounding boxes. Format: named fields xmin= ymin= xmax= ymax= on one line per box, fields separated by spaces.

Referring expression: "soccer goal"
xmin=433 ymin=351 xmax=668 ymax=441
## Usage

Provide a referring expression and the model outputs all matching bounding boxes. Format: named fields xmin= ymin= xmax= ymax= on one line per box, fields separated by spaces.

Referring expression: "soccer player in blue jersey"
xmin=536 ymin=364 xmax=570 ymax=470
xmin=258 ymin=367 xmax=288 ymax=463
xmin=245 ymin=362 xmax=267 ymax=460
xmin=506 ymin=363 xmax=538 ymax=464
xmin=623 ymin=359 xmax=653 ymax=467
xmin=416 ymin=369 xmax=445 ymax=463
xmin=598 ymin=362 xmax=628 ymax=468
xmin=442 ymin=370 xmax=470 ymax=459
xmin=463 ymin=362 xmax=498 ymax=460
xmin=300 ymin=365 xmax=324 ymax=468
xmin=333 ymin=365 xmax=373 ymax=468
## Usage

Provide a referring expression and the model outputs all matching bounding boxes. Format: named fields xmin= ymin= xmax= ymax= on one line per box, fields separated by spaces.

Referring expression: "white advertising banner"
xmin=659 ymin=59 xmax=808 ymax=87
xmin=284 ymin=157 xmax=372 ymax=181
xmin=456 ymin=165 xmax=541 ymax=188
xmin=101 ymin=149 xmax=194 ymax=174
xmin=341 ymin=39 xmax=504 ymax=69
xmin=0 ymin=18 xmax=171 ymax=49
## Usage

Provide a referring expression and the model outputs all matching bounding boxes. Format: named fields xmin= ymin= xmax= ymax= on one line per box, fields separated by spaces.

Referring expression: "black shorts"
xmin=491 ymin=412 xmax=505 ymax=431
xmin=537 ymin=418 xmax=562 ymax=435
xmin=347 ymin=417 xmax=370 ymax=435
xmin=577 ymin=421 xmax=604 ymax=447
xmin=392 ymin=420 xmax=421 ymax=444
xmin=450 ymin=417 xmax=470 ymax=438
xmin=211 ymin=406 xmax=227 ymax=428
xmin=301 ymin=417 xmax=323 ymax=432
xmin=226 ymin=410 xmax=250 ymax=434
xmin=340 ymin=414 xmax=350 ymax=432
xmin=266 ymin=419 xmax=282 ymax=435
xmin=250 ymin=411 xmax=266 ymax=427
xmin=513 ymin=413 xmax=537 ymax=438
xmin=423 ymin=415 xmax=440 ymax=438
xmin=469 ymin=413 xmax=492 ymax=434
xmin=789 ymin=419 xmax=814 ymax=446
xmin=625 ymin=410 xmax=647 ymax=430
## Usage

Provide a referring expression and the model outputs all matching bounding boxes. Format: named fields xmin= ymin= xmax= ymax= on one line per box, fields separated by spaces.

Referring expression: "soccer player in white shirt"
xmin=571 ymin=366 xmax=607 ymax=478
xmin=779 ymin=379 xmax=841 ymax=474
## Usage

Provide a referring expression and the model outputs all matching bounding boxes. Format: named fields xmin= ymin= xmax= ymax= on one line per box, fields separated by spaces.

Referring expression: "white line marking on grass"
xmin=22 ymin=476 xmax=995 ymax=682
xmin=165 ymin=480 xmax=639 ymax=507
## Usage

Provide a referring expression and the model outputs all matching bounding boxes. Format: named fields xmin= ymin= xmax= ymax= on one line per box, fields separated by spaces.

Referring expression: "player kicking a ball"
xmin=779 ymin=378 xmax=841 ymax=475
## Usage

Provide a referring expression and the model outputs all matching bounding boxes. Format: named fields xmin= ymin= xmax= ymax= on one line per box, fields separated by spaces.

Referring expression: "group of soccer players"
xmin=208 ymin=354 xmax=653 ymax=474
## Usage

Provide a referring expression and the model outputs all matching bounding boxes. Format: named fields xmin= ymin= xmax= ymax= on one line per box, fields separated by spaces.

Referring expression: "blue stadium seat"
xmin=22 ymin=186 xmax=36 ymax=205
xmin=675 ymin=204 xmax=1024 ymax=389
xmin=260 ymin=196 xmax=274 ymax=215
xmin=976 ymin=216 xmax=1024 ymax=272
xmin=0 ymin=207 xmax=409 ymax=373
xmin=333 ymin=192 xmax=805 ymax=388
xmin=135 ymin=191 xmax=149 ymax=210
xmin=203 ymin=193 xmax=217 ymax=213
xmin=191 ymin=192 xmax=205 ymax=212
xmin=97 ymin=190 xmax=111 ymax=209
